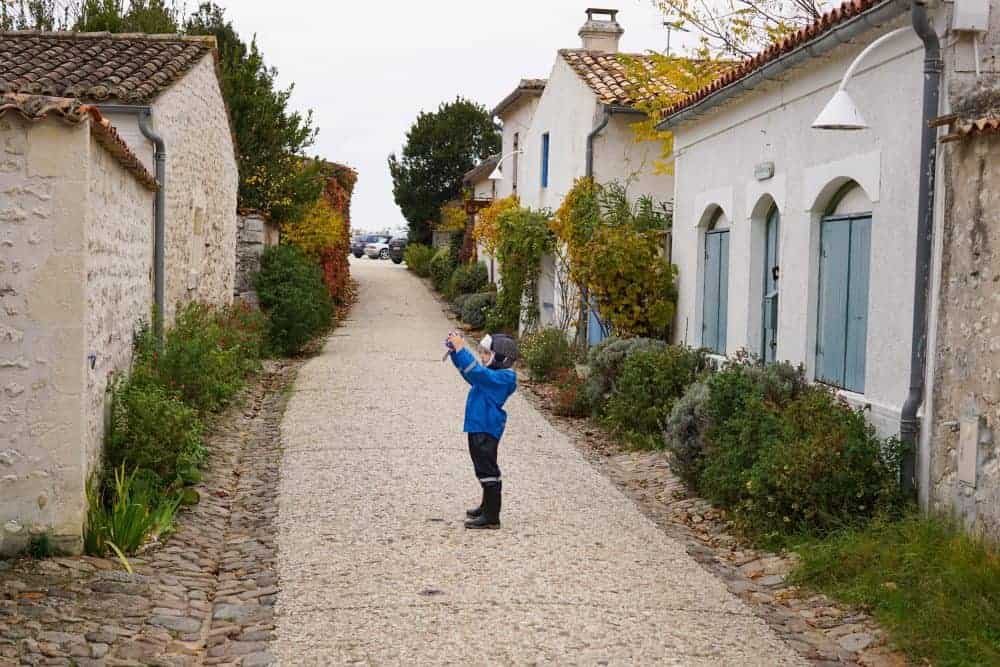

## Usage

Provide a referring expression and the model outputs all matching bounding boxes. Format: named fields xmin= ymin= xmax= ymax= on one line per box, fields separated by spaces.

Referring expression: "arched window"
xmin=816 ymin=183 xmax=872 ymax=393
xmin=702 ymin=208 xmax=729 ymax=354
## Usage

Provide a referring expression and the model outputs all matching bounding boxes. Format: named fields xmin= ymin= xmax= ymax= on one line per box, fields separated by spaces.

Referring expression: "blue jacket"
xmin=449 ymin=347 xmax=517 ymax=440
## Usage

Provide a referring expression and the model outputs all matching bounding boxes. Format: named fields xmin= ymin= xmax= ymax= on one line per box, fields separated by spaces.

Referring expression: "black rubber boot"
xmin=465 ymin=488 xmax=484 ymax=519
xmin=465 ymin=482 xmax=501 ymax=529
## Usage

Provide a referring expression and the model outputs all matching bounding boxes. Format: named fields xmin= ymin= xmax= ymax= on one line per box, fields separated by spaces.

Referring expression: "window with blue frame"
xmin=702 ymin=209 xmax=729 ymax=354
xmin=816 ymin=212 xmax=871 ymax=393
xmin=541 ymin=132 xmax=550 ymax=188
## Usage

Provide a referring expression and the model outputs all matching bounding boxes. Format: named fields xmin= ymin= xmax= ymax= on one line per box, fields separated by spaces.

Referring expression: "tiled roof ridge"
xmin=2 ymin=29 xmax=216 ymax=46
xmin=0 ymin=93 xmax=158 ymax=190
xmin=493 ymin=79 xmax=548 ymax=117
xmin=660 ymin=0 xmax=892 ymax=120
xmin=463 ymin=153 xmax=501 ymax=184
xmin=934 ymin=113 xmax=1000 ymax=142
xmin=559 ymin=49 xmax=691 ymax=107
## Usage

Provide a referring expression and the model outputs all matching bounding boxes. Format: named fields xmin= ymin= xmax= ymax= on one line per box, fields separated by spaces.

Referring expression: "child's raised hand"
xmin=447 ymin=332 xmax=466 ymax=351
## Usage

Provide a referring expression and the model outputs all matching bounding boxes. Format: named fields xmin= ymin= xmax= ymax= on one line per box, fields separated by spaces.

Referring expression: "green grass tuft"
xmin=790 ymin=513 xmax=1000 ymax=667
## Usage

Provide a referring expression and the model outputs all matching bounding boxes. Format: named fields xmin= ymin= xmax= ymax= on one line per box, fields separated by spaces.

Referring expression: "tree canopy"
xmin=389 ymin=97 xmax=500 ymax=244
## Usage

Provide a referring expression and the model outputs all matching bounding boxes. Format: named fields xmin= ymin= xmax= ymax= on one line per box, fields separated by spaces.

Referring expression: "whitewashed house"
xmin=487 ymin=8 xmax=675 ymax=338
xmin=659 ymin=0 xmax=1000 ymax=525
xmin=463 ymin=154 xmax=501 ymax=283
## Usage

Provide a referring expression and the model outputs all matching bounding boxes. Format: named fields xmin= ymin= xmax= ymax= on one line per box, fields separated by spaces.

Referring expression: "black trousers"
xmin=467 ymin=432 xmax=501 ymax=485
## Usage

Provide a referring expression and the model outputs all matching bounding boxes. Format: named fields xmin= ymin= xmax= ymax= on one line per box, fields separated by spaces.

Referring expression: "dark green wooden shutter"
xmin=703 ymin=230 xmax=729 ymax=354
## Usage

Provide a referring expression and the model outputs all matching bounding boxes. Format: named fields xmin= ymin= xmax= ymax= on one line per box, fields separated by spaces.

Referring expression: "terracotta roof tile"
xmin=0 ymin=31 xmax=214 ymax=103
xmin=0 ymin=93 xmax=158 ymax=190
xmin=936 ymin=114 xmax=1000 ymax=142
xmin=661 ymin=0 xmax=892 ymax=121
xmin=559 ymin=49 xmax=686 ymax=107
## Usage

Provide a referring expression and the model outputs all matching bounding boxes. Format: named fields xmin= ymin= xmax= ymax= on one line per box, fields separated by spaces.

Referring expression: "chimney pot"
xmin=579 ymin=7 xmax=624 ymax=53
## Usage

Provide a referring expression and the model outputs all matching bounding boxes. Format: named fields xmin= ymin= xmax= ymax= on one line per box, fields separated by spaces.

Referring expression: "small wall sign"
xmin=754 ymin=161 xmax=775 ymax=181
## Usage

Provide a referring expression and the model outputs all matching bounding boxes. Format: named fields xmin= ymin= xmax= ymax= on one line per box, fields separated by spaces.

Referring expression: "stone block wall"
xmin=0 ymin=114 xmax=156 ymax=555
xmin=931 ymin=131 xmax=1000 ymax=539
xmin=153 ymin=55 xmax=238 ymax=322
xmin=235 ymin=212 xmax=278 ymax=305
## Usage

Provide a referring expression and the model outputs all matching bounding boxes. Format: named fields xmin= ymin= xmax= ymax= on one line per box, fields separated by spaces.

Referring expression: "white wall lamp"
xmin=812 ymin=27 xmax=910 ymax=130
xmin=488 ymin=149 xmax=524 ymax=181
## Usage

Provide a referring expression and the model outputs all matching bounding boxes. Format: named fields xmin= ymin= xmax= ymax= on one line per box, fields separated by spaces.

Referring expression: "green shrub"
xmin=255 ymin=245 xmax=334 ymax=355
xmin=521 ymin=328 xmax=575 ymax=382
xmin=106 ymin=375 xmax=205 ymax=486
xmin=663 ymin=379 xmax=711 ymax=485
xmin=446 ymin=262 xmax=488 ymax=299
xmin=551 ymin=368 xmax=591 ymax=417
xmin=584 ymin=336 xmax=668 ymax=411
xmin=450 ymin=293 xmax=472 ymax=317
xmin=134 ymin=303 xmax=248 ymax=414
xmin=430 ymin=247 xmax=456 ymax=292
xmin=698 ymin=361 xmax=807 ymax=509
xmin=742 ymin=387 xmax=905 ymax=537
xmin=404 ymin=243 xmax=435 ymax=277
xmin=461 ymin=292 xmax=496 ymax=329
xmin=604 ymin=346 xmax=707 ymax=449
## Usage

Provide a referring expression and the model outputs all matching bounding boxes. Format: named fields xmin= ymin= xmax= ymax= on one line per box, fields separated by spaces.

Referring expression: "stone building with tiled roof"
xmin=0 ymin=32 xmax=238 ymax=555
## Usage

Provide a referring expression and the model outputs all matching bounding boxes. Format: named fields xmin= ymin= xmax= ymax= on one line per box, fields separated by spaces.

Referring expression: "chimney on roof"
xmin=579 ymin=8 xmax=624 ymax=53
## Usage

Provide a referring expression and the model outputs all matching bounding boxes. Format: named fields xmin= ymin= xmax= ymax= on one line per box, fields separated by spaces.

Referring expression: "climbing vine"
xmin=488 ymin=205 xmax=555 ymax=333
xmin=473 ymin=195 xmax=520 ymax=255
xmin=552 ymin=178 xmax=677 ymax=339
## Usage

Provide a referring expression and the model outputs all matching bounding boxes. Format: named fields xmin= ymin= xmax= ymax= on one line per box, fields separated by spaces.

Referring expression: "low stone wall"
xmin=931 ymin=131 xmax=1000 ymax=539
xmin=235 ymin=212 xmax=279 ymax=306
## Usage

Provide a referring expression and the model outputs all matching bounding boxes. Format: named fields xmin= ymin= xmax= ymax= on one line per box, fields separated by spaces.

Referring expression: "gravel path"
xmin=274 ymin=258 xmax=805 ymax=666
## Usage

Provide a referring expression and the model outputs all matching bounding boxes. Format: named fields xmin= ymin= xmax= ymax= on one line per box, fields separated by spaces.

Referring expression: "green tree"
xmin=389 ymin=97 xmax=500 ymax=244
xmin=1 ymin=0 xmax=69 ymax=29
xmin=185 ymin=3 xmax=321 ymax=224
xmin=74 ymin=0 xmax=180 ymax=33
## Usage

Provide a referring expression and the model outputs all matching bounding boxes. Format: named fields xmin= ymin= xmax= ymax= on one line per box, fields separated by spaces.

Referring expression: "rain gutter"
xmin=97 ymin=103 xmax=167 ymax=346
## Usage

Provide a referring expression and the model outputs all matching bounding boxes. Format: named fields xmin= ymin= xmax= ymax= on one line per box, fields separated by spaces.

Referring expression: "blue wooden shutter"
xmin=817 ymin=216 xmax=871 ymax=392
xmin=702 ymin=231 xmax=729 ymax=354
xmin=844 ymin=217 xmax=871 ymax=392
xmin=817 ymin=221 xmax=850 ymax=386
xmin=762 ymin=209 xmax=780 ymax=363
xmin=541 ymin=133 xmax=550 ymax=188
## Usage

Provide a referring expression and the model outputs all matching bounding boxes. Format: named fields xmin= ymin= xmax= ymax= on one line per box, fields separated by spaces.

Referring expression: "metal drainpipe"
xmin=578 ymin=106 xmax=613 ymax=348
xmin=96 ymin=104 xmax=167 ymax=346
xmin=899 ymin=0 xmax=942 ymax=497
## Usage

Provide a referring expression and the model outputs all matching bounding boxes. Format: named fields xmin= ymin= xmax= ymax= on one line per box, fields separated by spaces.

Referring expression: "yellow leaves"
xmin=437 ymin=201 xmax=468 ymax=233
xmin=473 ymin=195 xmax=519 ymax=255
xmin=282 ymin=198 xmax=347 ymax=261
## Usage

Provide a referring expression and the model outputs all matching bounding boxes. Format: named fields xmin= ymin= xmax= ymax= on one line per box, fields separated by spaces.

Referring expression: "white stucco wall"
xmin=495 ymin=96 xmax=540 ymax=202
xmin=670 ymin=21 xmax=924 ymax=436
xmin=0 ymin=115 xmax=154 ymax=555
xmin=106 ymin=55 xmax=238 ymax=323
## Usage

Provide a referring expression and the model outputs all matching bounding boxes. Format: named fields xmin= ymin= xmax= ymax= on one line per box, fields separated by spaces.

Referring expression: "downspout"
xmin=579 ymin=105 xmax=613 ymax=347
xmin=899 ymin=0 xmax=942 ymax=496
xmin=97 ymin=104 xmax=167 ymax=346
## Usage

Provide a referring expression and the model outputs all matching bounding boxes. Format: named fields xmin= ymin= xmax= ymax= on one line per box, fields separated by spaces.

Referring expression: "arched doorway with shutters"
xmin=701 ymin=207 xmax=730 ymax=355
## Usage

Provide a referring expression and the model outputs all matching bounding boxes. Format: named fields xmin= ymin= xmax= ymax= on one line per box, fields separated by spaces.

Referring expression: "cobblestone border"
xmin=518 ymin=379 xmax=910 ymax=667
xmin=0 ymin=359 xmax=299 ymax=667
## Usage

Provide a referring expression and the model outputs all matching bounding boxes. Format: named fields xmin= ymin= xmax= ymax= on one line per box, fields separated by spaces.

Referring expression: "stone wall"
xmin=930 ymin=130 xmax=1000 ymax=539
xmin=153 ymin=55 xmax=238 ymax=322
xmin=0 ymin=114 xmax=154 ymax=555
xmin=235 ymin=212 xmax=278 ymax=305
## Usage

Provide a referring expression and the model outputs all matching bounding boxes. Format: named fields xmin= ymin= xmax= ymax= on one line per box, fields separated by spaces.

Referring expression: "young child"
xmin=446 ymin=331 xmax=518 ymax=529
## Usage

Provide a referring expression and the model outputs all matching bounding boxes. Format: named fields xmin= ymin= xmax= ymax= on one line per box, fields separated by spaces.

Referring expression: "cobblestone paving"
xmin=521 ymin=382 xmax=910 ymax=667
xmin=273 ymin=258 xmax=805 ymax=665
xmin=0 ymin=361 xmax=296 ymax=667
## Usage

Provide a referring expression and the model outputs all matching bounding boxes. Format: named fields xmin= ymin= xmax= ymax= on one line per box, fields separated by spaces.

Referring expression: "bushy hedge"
xmin=446 ymin=262 xmax=488 ymax=299
xmin=521 ymin=328 xmax=576 ymax=382
xmin=584 ymin=336 xmax=668 ymax=412
xmin=603 ymin=346 xmax=707 ymax=449
xmin=255 ymin=245 xmax=334 ymax=355
xmin=663 ymin=361 xmax=905 ymax=541
xmin=460 ymin=292 xmax=496 ymax=329
xmin=552 ymin=368 xmax=591 ymax=417
xmin=430 ymin=247 xmax=456 ymax=292
xmin=404 ymin=243 xmax=435 ymax=277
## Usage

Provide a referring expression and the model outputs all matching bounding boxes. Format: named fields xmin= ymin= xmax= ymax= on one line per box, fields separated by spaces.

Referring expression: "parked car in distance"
xmin=350 ymin=235 xmax=368 ymax=258
xmin=364 ymin=235 xmax=392 ymax=260
xmin=388 ymin=236 xmax=408 ymax=264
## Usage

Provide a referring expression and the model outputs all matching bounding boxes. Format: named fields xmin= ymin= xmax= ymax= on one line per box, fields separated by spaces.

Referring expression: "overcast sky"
xmin=221 ymin=1 xmax=698 ymax=235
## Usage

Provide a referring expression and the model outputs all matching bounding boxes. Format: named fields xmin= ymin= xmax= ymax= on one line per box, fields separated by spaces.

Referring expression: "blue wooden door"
xmin=816 ymin=215 xmax=870 ymax=392
xmin=703 ymin=230 xmax=729 ymax=354
xmin=587 ymin=300 xmax=609 ymax=347
xmin=762 ymin=208 xmax=780 ymax=363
